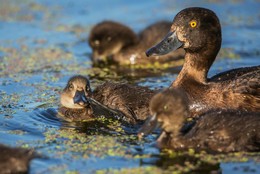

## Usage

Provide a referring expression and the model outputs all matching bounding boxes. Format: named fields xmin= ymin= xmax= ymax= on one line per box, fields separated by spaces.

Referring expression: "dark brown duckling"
xmin=59 ymin=75 xmax=156 ymax=124
xmin=146 ymin=7 xmax=260 ymax=116
xmin=0 ymin=144 xmax=37 ymax=173
xmin=138 ymin=89 xmax=260 ymax=153
xmin=59 ymin=75 xmax=128 ymax=123
xmin=88 ymin=20 xmax=184 ymax=66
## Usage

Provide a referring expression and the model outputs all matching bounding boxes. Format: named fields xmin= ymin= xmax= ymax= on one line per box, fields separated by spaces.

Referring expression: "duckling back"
xmin=114 ymin=21 xmax=185 ymax=65
xmin=92 ymin=82 xmax=156 ymax=122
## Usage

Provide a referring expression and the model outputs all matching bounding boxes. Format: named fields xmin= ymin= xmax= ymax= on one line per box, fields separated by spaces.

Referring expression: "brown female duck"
xmin=146 ymin=7 xmax=260 ymax=115
xmin=59 ymin=75 xmax=156 ymax=124
xmin=0 ymin=144 xmax=37 ymax=173
xmin=88 ymin=20 xmax=184 ymax=66
xmin=138 ymin=89 xmax=260 ymax=153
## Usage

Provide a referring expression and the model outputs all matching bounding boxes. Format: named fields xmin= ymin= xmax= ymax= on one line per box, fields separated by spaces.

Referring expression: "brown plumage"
xmin=146 ymin=7 xmax=260 ymax=116
xmin=92 ymin=81 xmax=156 ymax=123
xmin=88 ymin=20 xmax=184 ymax=66
xmin=59 ymin=75 xmax=127 ymax=123
xmin=59 ymin=75 xmax=156 ymax=124
xmin=0 ymin=144 xmax=37 ymax=173
xmin=138 ymin=89 xmax=260 ymax=153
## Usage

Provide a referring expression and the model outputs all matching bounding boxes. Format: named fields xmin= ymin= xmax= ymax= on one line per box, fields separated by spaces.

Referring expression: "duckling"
xmin=146 ymin=7 xmax=260 ymax=115
xmin=59 ymin=75 xmax=128 ymax=123
xmin=59 ymin=75 xmax=156 ymax=124
xmin=88 ymin=20 xmax=185 ymax=66
xmin=0 ymin=144 xmax=37 ymax=173
xmin=138 ymin=89 xmax=260 ymax=153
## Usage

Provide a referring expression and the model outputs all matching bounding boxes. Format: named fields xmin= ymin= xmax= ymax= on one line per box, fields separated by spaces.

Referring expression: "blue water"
xmin=0 ymin=0 xmax=259 ymax=173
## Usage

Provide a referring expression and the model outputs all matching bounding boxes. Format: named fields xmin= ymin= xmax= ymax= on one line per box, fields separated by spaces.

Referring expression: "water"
xmin=0 ymin=0 xmax=259 ymax=173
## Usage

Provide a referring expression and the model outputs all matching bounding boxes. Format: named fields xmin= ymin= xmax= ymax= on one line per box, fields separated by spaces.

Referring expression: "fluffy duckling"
xmin=0 ymin=144 xmax=37 ymax=173
xmin=59 ymin=75 xmax=156 ymax=124
xmin=138 ymin=89 xmax=260 ymax=153
xmin=146 ymin=7 xmax=260 ymax=115
xmin=59 ymin=75 xmax=128 ymax=123
xmin=88 ymin=21 xmax=184 ymax=66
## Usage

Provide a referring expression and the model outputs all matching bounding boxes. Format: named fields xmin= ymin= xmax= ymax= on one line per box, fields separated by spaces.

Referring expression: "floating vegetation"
xmin=0 ymin=0 xmax=259 ymax=173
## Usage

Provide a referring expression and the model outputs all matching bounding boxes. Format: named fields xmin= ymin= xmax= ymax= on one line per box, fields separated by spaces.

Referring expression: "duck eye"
xmin=163 ymin=105 xmax=168 ymax=110
xmin=189 ymin=20 xmax=197 ymax=28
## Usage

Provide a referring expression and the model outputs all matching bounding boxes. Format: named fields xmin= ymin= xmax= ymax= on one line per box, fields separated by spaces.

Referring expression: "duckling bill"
xmin=145 ymin=7 xmax=260 ymax=115
xmin=139 ymin=89 xmax=260 ymax=153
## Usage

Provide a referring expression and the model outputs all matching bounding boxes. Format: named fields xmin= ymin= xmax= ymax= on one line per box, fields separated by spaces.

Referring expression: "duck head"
xmin=138 ymin=89 xmax=189 ymax=139
xmin=60 ymin=75 xmax=92 ymax=109
xmin=146 ymin=7 xmax=221 ymax=66
xmin=89 ymin=21 xmax=139 ymax=65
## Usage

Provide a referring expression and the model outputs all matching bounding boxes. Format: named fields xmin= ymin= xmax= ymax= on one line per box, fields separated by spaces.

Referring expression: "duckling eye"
xmin=94 ymin=40 xmax=100 ymax=46
xmin=189 ymin=20 xmax=197 ymax=28
xmin=68 ymin=84 xmax=74 ymax=90
xmin=163 ymin=105 xmax=168 ymax=110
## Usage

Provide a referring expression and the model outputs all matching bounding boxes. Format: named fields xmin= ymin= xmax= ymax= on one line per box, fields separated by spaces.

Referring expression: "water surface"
xmin=0 ymin=0 xmax=260 ymax=173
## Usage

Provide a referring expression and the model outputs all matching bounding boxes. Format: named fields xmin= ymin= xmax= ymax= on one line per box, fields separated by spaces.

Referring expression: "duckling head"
xmin=138 ymin=89 xmax=189 ymax=138
xmin=60 ymin=75 xmax=92 ymax=109
xmin=89 ymin=21 xmax=138 ymax=65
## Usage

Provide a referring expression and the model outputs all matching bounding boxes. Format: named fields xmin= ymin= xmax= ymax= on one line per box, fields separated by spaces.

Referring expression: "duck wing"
xmin=232 ymin=69 xmax=260 ymax=96
xmin=210 ymin=66 xmax=260 ymax=110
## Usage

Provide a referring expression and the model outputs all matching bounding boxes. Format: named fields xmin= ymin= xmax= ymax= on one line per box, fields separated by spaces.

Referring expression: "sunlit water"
xmin=0 ymin=0 xmax=259 ymax=173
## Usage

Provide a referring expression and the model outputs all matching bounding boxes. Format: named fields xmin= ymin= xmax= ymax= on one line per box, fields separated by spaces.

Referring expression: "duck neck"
xmin=174 ymin=49 xmax=217 ymax=85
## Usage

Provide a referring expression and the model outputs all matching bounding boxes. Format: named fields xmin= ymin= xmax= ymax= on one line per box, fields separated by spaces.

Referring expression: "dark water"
xmin=0 ymin=0 xmax=260 ymax=173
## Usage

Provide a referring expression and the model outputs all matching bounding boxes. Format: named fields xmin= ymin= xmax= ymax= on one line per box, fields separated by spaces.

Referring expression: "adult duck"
xmin=138 ymin=89 xmax=260 ymax=153
xmin=146 ymin=7 xmax=260 ymax=115
xmin=89 ymin=21 xmax=184 ymax=66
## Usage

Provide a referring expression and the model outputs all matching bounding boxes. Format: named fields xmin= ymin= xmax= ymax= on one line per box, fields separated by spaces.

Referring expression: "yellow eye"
xmin=164 ymin=105 xmax=168 ymax=110
xmin=190 ymin=20 xmax=197 ymax=28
